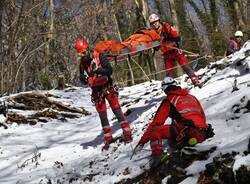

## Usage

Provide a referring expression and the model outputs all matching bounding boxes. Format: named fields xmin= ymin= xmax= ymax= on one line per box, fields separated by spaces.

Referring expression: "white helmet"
xmin=161 ymin=76 xmax=177 ymax=91
xmin=149 ymin=13 xmax=160 ymax=23
xmin=234 ymin=30 xmax=243 ymax=37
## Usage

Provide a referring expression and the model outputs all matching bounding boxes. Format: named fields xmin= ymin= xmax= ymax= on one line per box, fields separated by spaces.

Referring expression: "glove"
xmin=204 ymin=124 xmax=215 ymax=138
xmin=182 ymin=119 xmax=195 ymax=128
xmin=79 ymin=74 xmax=88 ymax=85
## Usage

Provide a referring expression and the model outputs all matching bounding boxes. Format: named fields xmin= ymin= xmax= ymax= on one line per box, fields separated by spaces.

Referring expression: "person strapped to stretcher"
xmin=75 ymin=39 xmax=133 ymax=150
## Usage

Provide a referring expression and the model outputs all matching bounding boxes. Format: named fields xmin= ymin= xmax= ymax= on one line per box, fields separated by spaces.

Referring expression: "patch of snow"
xmin=0 ymin=41 xmax=250 ymax=184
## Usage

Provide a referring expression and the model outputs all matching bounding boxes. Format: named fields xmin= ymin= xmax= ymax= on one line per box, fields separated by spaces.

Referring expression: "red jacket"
xmin=160 ymin=22 xmax=180 ymax=54
xmin=225 ymin=38 xmax=243 ymax=56
xmin=140 ymin=88 xmax=207 ymax=144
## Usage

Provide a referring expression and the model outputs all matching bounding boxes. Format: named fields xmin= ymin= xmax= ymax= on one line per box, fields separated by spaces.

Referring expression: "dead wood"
xmin=6 ymin=108 xmax=82 ymax=125
xmin=4 ymin=91 xmax=90 ymax=124
xmin=7 ymin=113 xmax=37 ymax=125
xmin=7 ymin=92 xmax=90 ymax=115
xmin=0 ymin=122 xmax=8 ymax=129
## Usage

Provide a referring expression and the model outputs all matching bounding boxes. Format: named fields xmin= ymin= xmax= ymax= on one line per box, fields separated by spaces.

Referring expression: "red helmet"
xmin=75 ymin=39 xmax=89 ymax=53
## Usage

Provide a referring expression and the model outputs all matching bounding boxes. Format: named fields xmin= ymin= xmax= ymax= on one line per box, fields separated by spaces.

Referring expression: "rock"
xmin=219 ymin=166 xmax=235 ymax=184
xmin=124 ymin=109 xmax=132 ymax=116
xmin=235 ymin=165 xmax=250 ymax=184
xmin=205 ymin=162 xmax=216 ymax=176
xmin=56 ymin=75 xmax=65 ymax=90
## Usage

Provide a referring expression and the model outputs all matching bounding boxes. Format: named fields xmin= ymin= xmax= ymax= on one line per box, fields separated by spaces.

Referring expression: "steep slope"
xmin=0 ymin=42 xmax=250 ymax=184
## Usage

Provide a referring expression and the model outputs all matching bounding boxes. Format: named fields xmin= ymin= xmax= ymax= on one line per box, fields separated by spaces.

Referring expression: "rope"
xmin=130 ymin=57 xmax=151 ymax=81
xmin=116 ymin=55 xmax=209 ymax=85
xmin=165 ymin=45 xmax=199 ymax=56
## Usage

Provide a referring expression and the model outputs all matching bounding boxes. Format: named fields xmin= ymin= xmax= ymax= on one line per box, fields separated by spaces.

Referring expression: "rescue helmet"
xmin=149 ymin=13 xmax=160 ymax=23
xmin=234 ymin=30 xmax=243 ymax=37
xmin=161 ymin=76 xmax=177 ymax=91
xmin=75 ymin=39 xmax=89 ymax=53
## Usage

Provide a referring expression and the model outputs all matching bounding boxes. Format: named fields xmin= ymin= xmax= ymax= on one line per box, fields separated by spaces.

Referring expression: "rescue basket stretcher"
xmin=93 ymin=29 xmax=161 ymax=62
xmin=105 ymin=40 xmax=161 ymax=62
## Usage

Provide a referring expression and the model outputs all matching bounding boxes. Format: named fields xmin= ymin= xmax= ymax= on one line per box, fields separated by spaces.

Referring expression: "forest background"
xmin=0 ymin=0 xmax=249 ymax=95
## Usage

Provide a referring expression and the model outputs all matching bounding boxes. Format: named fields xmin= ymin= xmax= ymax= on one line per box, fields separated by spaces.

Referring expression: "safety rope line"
xmin=164 ymin=45 xmax=199 ymax=56
xmin=130 ymin=57 xmax=151 ymax=81
xmin=120 ymin=54 xmax=202 ymax=71
xmin=116 ymin=55 xmax=209 ymax=85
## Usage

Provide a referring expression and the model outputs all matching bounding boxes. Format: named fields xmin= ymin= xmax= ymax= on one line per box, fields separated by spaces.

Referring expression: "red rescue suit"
xmin=139 ymin=88 xmax=207 ymax=155
xmin=159 ymin=22 xmax=196 ymax=79
xmin=79 ymin=51 xmax=131 ymax=143
xmin=225 ymin=38 xmax=243 ymax=56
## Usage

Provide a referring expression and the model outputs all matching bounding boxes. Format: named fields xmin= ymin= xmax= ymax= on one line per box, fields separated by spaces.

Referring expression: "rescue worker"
xmin=75 ymin=39 xmax=132 ymax=150
xmin=148 ymin=13 xmax=202 ymax=88
xmin=225 ymin=30 xmax=244 ymax=56
xmin=135 ymin=76 xmax=214 ymax=167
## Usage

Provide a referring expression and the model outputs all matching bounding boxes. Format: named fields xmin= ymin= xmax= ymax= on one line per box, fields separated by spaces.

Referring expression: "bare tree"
xmin=168 ymin=0 xmax=179 ymax=31
xmin=1 ymin=0 xmax=248 ymax=95
xmin=233 ymin=0 xmax=246 ymax=30
xmin=186 ymin=0 xmax=226 ymax=56
xmin=44 ymin=0 xmax=55 ymax=76
xmin=0 ymin=0 xmax=4 ymax=95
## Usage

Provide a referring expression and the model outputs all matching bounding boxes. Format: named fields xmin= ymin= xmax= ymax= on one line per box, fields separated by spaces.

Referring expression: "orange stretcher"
xmin=94 ymin=29 xmax=161 ymax=62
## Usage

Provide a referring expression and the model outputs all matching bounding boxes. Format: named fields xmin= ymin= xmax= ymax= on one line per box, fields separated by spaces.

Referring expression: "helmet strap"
xmin=155 ymin=23 xmax=162 ymax=34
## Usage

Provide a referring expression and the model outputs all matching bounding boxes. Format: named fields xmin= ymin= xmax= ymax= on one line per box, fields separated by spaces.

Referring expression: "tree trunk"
xmin=247 ymin=0 xmax=250 ymax=20
xmin=246 ymin=0 xmax=250 ymax=34
xmin=168 ymin=0 xmax=179 ymax=31
xmin=0 ymin=62 xmax=3 ymax=95
xmin=0 ymin=0 xmax=4 ymax=95
xmin=44 ymin=0 xmax=55 ymax=77
xmin=112 ymin=8 xmax=135 ymax=86
xmin=22 ymin=63 xmax=26 ymax=91
xmin=135 ymin=0 xmax=156 ymax=80
xmin=140 ymin=0 xmax=150 ymax=27
xmin=147 ymin=0 xmax=159 ymax=15
xmin=209 ymin=0 xmax=218 ymax=31
xmin=134 ymin=0 xmax=148 ymax=26
xmin=201 ymin=0 xmax=208 ymax=13
xmin=168 ymin=0 xmax=182 ymax=77
xmin=187 ymin=0 xmax=223 ymax=56
xmin=233 ymin=0 xmax=246 ymax=30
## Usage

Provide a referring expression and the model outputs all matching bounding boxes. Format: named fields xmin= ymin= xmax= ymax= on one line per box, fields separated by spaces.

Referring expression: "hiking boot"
xmin=150 ymin=153 xmax=169 ymax=168
xmin=102 ymin=140 xmax=112 ymax=151
xmin=191 ymin=75 xmax=202 ymax=88
xmin=123 ymin=134 xmax=133 ymax=143
xmin=150 ymin=154 xmax=162 ymax=168
xmin=102 ymin=143 xmax=110 ymax=151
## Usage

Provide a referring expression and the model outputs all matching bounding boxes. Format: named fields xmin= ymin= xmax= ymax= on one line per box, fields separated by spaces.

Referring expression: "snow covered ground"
xmin=0 ymin=41 xmax=250 ymax=184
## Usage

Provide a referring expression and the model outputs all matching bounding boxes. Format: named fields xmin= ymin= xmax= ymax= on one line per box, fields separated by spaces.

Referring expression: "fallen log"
xmin=7 ymin=92 xmax=90 ymax=115
xmin=6 ymin=108 xmax=81 ymax=125
xmin=3 ymin=91 xmax=91 ymax=124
